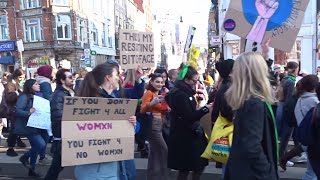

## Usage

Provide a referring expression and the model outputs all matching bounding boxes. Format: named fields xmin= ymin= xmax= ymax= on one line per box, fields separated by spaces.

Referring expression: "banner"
xmin=223 ymin=0 xmax=310 ymax=52
xmin=61 ymin=97 xmax=137 ymax=166
xmin=119 ymin=29 xmax=154 ymax=69
xmin=27 ymin=96 xmax=51 ymax=130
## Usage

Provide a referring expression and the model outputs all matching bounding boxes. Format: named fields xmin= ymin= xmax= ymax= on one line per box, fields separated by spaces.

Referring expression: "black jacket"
xmin=165 ymin=80 xmax=209 ymax=171
xmin=211 ymin=79 xmax=233 ymax=122
xmin=224 ymin=97 xmax=279 ymax=180
xmin=50 ymin=85 xmax=72 ymax=138
xmin=308 ymin=103 xmax=320 ymax=169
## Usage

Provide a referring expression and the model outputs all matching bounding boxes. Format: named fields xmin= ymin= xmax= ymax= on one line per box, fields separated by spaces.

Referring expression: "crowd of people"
xmin=0 ymin=49 xmax=319 ymax=180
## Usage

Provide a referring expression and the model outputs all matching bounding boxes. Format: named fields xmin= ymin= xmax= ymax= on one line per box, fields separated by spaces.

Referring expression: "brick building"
xmin=0 ymin=0 xmax=116 ymax=73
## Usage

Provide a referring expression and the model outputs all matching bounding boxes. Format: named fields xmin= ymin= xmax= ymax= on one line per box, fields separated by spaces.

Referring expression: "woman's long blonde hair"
xmin=225 ymin=52 xmax=273 ymax=110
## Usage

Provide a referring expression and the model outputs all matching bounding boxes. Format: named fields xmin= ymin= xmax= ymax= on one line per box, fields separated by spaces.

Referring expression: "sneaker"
xmin=0 ymin=134 xmax=7 ymax=139
xmin=38 ymin=156 xmax=52 ymax=165
xmin=19 ymin=155 xmax=30 ymax=168
xmin=28 ymin=169 xmax=42 ymax=178
xmin=6 ymin=148 xmax=18 ymax=157
xmin=286 ymin=161 xmax=294 ymax=167
xmin=293 ymin=153 xmax=308 ymax=163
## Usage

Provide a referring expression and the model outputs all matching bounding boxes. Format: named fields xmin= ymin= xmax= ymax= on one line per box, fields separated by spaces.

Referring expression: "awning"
xmin=0 ymin=56 xmax=15 ymax=64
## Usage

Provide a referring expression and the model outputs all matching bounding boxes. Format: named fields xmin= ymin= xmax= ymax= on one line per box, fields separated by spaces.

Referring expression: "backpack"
xmin=296 ymin=106 xmax=318 ymax=146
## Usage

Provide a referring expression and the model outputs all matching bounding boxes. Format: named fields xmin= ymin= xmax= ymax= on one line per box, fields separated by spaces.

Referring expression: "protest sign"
xmin=223 ymin=0 xmax=310 ymax=52
xmin=62 ymin=97 xmax=137 ymax=121
xmin=119 ymin=29 xmax=154 ymax=69
xmin=27 ymin=96 xmax=51 ymax=130
xmin=188 ymin=45 xmax=201 ymax=69
xmin=61 ymin=97 xmax=137 ymax=166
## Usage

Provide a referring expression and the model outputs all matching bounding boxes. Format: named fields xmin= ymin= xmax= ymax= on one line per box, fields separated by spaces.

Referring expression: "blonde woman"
xmin=224 ymin=53 xmax=279 ymax=180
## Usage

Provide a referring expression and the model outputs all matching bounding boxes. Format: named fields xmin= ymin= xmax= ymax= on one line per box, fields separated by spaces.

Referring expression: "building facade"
xmin=0 ymin=0 xmax=116 ymax=73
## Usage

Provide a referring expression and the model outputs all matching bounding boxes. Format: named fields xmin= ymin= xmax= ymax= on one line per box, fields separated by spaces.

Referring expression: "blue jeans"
xmin=25 ymin=130 xmax=49 ymax=169
xmin=301 ymin=146 xmax=317 ymax=180
xmin=39 ymin=130 xmax=49 ymax=159
xmin=122 ymin=160 xmax=136 ymax=180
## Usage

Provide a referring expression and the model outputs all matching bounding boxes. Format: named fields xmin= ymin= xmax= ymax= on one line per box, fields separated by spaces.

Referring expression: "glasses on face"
xmin=191 ymin=78 xmax=198 ymax=84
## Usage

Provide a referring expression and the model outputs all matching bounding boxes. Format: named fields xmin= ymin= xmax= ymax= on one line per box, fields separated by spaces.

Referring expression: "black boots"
xmin=28 ymin=168 xmax=42 ymax=178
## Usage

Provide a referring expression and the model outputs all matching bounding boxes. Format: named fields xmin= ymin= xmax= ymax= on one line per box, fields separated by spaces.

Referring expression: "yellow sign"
xmin=188 ymin=46 xmax=200 ymax=69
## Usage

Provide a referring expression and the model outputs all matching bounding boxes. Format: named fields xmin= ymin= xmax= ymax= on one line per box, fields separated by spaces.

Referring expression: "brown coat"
xmin=4 ymin=80 xmax=22 ymax=127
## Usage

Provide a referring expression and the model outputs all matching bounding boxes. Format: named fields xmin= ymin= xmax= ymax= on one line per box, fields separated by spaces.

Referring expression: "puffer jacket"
xmin=50 ymin=85 xmax=72 ymax=138
xmin=35 ymin=76 xmax=52 ymax=100
xmin=14 ymin=94 xmax=39 ymax=135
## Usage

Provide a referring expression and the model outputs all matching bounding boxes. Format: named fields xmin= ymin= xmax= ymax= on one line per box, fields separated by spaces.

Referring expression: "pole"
xmin=313 ymin=0 xmax=318 ymax=73
xmin=19 ymin=51 xmax=23 ymax=69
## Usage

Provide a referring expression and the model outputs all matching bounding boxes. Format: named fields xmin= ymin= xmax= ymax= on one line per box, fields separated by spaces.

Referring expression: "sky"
xmin=151 ymin=0 xmax=211 ymax=46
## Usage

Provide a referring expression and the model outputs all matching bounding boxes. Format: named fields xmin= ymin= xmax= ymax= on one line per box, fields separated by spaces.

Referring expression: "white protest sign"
xmin=27 ymin=96 xmax=51 ymax=130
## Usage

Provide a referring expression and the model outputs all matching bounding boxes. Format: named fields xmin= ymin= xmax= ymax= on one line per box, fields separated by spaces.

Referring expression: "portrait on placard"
xmin=223 ymin=0 xmax=310 ymax=52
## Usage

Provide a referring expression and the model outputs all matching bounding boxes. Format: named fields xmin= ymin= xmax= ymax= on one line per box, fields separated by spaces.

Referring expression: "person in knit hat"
xmin=35 ymin=65 xmax=53 ymax=100
xmin=34 ymin=65 xmax=53 ymax=165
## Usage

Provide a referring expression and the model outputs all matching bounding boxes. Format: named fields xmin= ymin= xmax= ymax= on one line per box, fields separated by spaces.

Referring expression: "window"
xmin=23 ymin=18 xmax=42 ymax=42
xmin=20 ymin=0 xmax=40 ymax=9
xmin=92 ymin=23 xmax=98 ymax=45
xmin=56 ymin=15 xmax=71 ymax=40
xmin=107 ymin=24 xmax=112 ymax=48
xmin=101 ymin=23 xmax=106 ymax=46
xmin=77 ymin=19 xmax=87 ymax=42
xmin=53 ymin=0 xmax=68 ymax=6
xmin=115 ymin=15 xmax=118 ymax=26
xmin=0 ymin=16 xmax=8 ymax=40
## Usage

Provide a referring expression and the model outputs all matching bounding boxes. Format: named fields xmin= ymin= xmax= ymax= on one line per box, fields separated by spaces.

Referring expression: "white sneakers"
xmin=293 ymin=152 xmax=308 ymax=163
xmin=286 ymin=161 xmax=294 ymax=167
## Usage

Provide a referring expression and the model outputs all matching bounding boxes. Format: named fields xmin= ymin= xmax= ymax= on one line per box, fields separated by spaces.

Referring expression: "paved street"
xmin=0 ymin=138 xmax=307 ymax=180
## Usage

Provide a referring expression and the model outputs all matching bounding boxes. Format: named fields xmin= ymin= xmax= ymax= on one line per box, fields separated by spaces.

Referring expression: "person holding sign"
xmin=140 ymin=73 xmax=170 ymax=180
xmin=15 ymin=79 xmax=50 ymax=178
xmin=75 ymin=63 xmax=137 ymax=180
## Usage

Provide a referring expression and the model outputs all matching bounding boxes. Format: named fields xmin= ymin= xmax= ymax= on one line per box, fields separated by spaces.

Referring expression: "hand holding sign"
xmin=246 ymin=0 xmax=279 ymax=43
xmin=128 ymin=116 xmax=136 ymax=127
xmin=29 ymin=108 xmax=35 ymax=115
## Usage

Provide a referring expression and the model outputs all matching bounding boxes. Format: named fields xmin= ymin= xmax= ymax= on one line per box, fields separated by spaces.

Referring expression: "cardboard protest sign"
xmin=223 ymin=0 xmax=309 ymax=52
xmin=62 ymin=137 xmax=134 ymax=167
xmin=27 ymin=96 xmax=51 ymax=130
xmin=119 ymin=29 xmax=155 ymax=69
xmin=61 ymin=97 xmax=137 ymax=166
xmin=62 ymin=97 xmax=137 ymax=121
